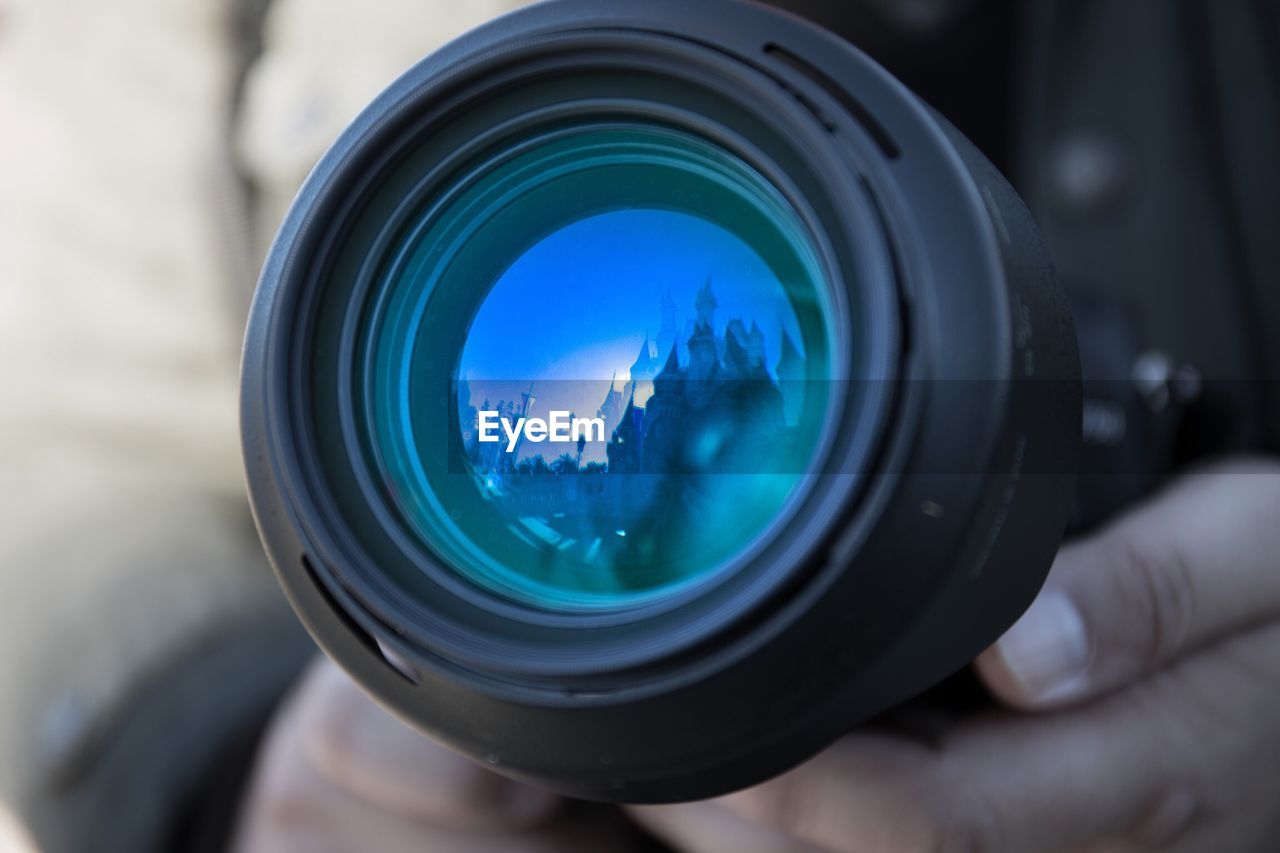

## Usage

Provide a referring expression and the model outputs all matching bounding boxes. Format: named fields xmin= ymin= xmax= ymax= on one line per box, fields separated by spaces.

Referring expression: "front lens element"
xmin=362 ymin=124 xmax=836 ymax=612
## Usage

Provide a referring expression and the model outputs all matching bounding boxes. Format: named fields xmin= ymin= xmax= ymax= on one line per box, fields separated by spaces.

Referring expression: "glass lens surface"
xmin=362 ymin=124 xmax=835 ymax=611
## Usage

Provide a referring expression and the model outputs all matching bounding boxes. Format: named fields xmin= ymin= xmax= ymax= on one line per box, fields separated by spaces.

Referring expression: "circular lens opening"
xmin=361 ymin=123 xmax=838 ymax=612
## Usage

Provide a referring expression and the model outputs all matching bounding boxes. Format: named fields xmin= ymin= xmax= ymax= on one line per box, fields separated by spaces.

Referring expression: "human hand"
xmin=627 ymin=458 xmax=1280 ymax=852
xmin=232 ymin=658 xmax=637 ymax=853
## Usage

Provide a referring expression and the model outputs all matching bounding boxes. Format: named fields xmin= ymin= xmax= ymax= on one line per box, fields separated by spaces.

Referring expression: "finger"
xmin=626 ymin=801 xmax=829 ymax=853
xmin=722 ymin=621 xmax=1280 ymax=852
xmin=715 ymin=735 xmax=968 ymax=853
xmin=977 ymin=458 xmax=1280 ymax=708
xmin=292 ymin=658 xmax=560 ymax=830
xmin=236 ymin=662 xmax=612 ymax=853
xmin=237 ymin=747 xmax=609 ymax=853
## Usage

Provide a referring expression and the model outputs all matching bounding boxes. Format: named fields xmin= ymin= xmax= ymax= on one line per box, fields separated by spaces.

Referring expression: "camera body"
xmin=243 ymin=0 xmax=1083 ymax=802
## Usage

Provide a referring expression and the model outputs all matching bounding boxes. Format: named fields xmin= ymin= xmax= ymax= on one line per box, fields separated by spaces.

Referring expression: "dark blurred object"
xmin=774 ymin=0 xmax=1280 ymax=527
xmin=6 ymin=494 xmax=316 ymax=853
xmin=763 ymin=0 xmax=1018 ymax=166
xmin=24 ymin=605 xmax=313 ymax=853
xmin=1017 ymin=0 xmax=1280 ymax=525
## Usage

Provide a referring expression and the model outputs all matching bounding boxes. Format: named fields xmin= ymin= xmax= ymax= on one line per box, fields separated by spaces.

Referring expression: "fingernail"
xmin=995 ymin=591 xmax=1091 ymax=703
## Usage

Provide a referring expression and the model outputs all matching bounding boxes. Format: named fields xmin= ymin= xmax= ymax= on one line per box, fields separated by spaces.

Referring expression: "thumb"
xmin=294 ymin=658 xmax=559 ymax=829
xmin=977 ymin=457 xmax=1280 ymax=709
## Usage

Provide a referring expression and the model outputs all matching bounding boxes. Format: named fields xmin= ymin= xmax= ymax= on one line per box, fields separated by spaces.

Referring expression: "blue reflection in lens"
xmin=461 ymin=207 xmax=806 ymax=423
xmin=364 ymin=124 xmax=834 ymax=612
xmin=455 ymin=210 xmax=817 ymax=607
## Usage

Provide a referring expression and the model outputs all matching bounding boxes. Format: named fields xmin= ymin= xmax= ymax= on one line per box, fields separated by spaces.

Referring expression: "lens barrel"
xmin=242 ymin=0 xmax=1080 ymax=802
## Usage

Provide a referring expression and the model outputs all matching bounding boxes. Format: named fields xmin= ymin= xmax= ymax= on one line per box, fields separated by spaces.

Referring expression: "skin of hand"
xmin=627 ymin=458 xmax=1280 ymax=852
xmin=234 ymin=457 xmax=1280 ymax=853
xmin=231 ymin=659 xmax=637 ymax=853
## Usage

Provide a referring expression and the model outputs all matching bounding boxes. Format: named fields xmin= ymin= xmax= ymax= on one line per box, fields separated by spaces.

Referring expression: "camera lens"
xmin=359 ymin=124 xmax=835 ymax=611
xmin=243 ymin=0 xmax=1080 ymax=803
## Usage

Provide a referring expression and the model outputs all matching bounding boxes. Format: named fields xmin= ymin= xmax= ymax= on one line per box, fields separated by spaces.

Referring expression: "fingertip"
xmin=977 ymin=590 xmax=1093 ymax=710
xmin=974 ymin=644 xmax=1042 ymax=710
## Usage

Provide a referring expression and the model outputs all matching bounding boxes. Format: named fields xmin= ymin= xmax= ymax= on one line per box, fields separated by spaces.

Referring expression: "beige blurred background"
xmin=0 ymin=0 xmax=521 ymax=850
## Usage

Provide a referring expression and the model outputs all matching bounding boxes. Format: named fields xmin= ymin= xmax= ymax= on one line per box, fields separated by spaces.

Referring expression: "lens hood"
xmin=242 ymin=0 xmax=1080 ymax=802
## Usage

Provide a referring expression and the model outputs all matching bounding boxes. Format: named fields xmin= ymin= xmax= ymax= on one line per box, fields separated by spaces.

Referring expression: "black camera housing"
xmin=241 ymin=0 xmax=1080 ymax=803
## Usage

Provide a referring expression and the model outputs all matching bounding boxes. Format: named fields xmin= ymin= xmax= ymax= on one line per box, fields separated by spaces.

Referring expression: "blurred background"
xmin=0 ymin=1 xmax=525 ymax=849
xmin=1 ymin=0 xmax=1276 ymax=850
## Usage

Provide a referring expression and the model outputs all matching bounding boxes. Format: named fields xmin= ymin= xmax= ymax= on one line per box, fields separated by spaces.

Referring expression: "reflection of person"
xmin=234 ymin=459 xmax=1280 ymax=852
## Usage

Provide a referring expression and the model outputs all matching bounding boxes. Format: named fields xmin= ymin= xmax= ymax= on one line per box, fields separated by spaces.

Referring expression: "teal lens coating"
xmin=362 ymin=124 xmax=835 ymax=611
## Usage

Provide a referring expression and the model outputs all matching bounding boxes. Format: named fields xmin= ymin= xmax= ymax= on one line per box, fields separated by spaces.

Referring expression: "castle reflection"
xmin=455 ymin=280 xmax=810 ymax=589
